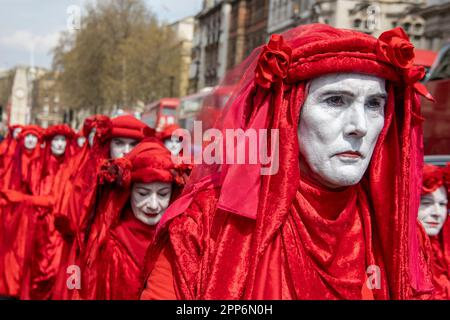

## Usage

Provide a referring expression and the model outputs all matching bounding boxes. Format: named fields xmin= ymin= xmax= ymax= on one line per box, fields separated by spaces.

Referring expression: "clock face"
xmin=15 ymin=88 xmax=25 ymax=99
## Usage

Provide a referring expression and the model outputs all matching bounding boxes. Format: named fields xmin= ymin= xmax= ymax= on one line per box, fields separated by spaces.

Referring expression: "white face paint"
xmin=419 ymin=186 xmax=448 ymax=236
xmin=24 ymin=133 xmax=38 ymax=150
xmin=51 ymin=134 xmax=67 ymax=156
xmin=110 ymin=137 xmax=138 ymax=159
xmin=164 ymin=136 xmax=182 ymax=156
xmin=130 ymin=182 xmax=172 ymax=226
xmin=77 ymin=136 xmax=86 ymax=148
xmin=12 ymin=127 xmax=22 ymax=139
xmin=298 ymin=73 xmax=387 ymax=188
xmin=88 ymin=128 xmax=96 ymax=147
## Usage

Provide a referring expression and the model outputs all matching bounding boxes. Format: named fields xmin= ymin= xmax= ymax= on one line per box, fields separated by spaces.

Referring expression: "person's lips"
xmin=336 ymin=151 xmax=362 ymax=159
xmin=426 ymin=221 xmax=440 ymax=227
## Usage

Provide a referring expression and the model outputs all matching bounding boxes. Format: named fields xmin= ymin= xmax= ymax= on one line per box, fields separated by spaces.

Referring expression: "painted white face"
xmin=12 ymin=127 xmax=22 ymax=139
xmin=88 ymin=128 xmax=96 ymax=147
xmin=130 ymin=182 xmax=172 ymax=226
xmin=164 ymin=136 xmax=182 ymax=156
xmin=110 ymin=137 xmax=138 ymax=159
xmin=77 ymin=136 xmax=86 ymax=148
xmin=24 ymin=133 xmax=38 ymax=150
xmin=419 ymin=186 xmax=448 ymax=236
xmin=51 ymin=134 xmax=67 ymax=156
xmin=298 ymin=73 xmax=387 ymax=188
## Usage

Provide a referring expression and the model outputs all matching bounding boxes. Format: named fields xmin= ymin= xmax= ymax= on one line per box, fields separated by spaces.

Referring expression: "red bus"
xmin=422 ymin=44 xmax=450 ymax=157
xmin=141 ymin=98 xmax=179 ymax=131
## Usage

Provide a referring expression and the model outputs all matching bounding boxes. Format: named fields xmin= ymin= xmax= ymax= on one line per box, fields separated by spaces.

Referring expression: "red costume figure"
xmin=20 ymin=124 xmax=76 ymax=300
xmin=0 ymin=124 xmax=23 ymax=182
xmin=418 ymin=164 xmax=450 ymax=299
xmin=141 ymin=25 xmax=434 ymax=300
xmin=52 ymin=115 xmax=153 ymax=299
xmin=0 ymin=125 xmax=44 ymax=298
xmin=79 ymin=139 xmax=185 ymax=299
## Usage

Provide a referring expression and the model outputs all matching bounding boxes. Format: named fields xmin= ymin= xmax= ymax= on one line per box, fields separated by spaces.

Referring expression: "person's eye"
xmin=324 ymin=96 xmax=345 ymax=107
xmin=421 ymin=201 xmax=433 ymax=206
xmin=138 ymin=192 xmax=147 ymax=196
xmin=366 ymin=98 xmax=384 ymax=109
xmin=158 ymin=192 xmax=169 ymax=197
xmin=440 ymin=202 xmax=448 ymax=207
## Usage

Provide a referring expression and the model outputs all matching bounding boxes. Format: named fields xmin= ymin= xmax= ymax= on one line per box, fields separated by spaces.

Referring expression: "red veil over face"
xmin=420 ymin=164 xmax=450 ymax=299
xmin=151 ymin=24 xmax=434 ymax=300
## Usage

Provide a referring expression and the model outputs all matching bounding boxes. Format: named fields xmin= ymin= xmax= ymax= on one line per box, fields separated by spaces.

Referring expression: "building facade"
xmin=411 ymin=0 xmax=450 ymax=51
xmin=228 ymin=0 xmax=270 ymax=70
xmin=193 ymin=0 xmax=232 ymax=89
xmin=170 ymin=16 xmax=195 ymax=97
xmin=292 ymin=1 xmax=426 ymax=39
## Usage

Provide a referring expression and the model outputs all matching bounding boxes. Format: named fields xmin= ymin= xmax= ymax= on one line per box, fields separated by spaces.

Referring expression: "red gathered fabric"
xmin=111 ymin=115 xmax=155 ymax=140
xmin=421 ymin=164 xmax=450 ymax=299
xmin=0 ymin=125 xmax=44 ymax=298
xmin=158 ymin=124 xmax=182 ymax=141
xmin=52 ymin=115 xmax=113 ymax=300
xmin=76 ymin=139 xmax=185 ymax=300
xmin=143 ymin=24 xmax=434 ymax=300
xmin=19 ymin=124 xmax=77 ymax=300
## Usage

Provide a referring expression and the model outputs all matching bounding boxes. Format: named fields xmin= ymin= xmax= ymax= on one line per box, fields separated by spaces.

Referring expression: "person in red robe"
xmin=418 ymin=164 xmax=450 ymax=299
xmin=78 ymin=139 xmax=186 ymax=299
xmin=140 ymin=24 xmax=434 ymax=300
xmin=0 ymin=125 xmax=44 ymax=298
xmin=0 ymin=125 xmax=23 ymax=182
xmin=19 ymin=124 xmax=76 ymax=300
xmin=52 ymin=115 xmax=154 ymax=299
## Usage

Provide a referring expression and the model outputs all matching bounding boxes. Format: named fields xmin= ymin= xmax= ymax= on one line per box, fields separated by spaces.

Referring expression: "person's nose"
xmin=145 ymin=194 xmax=159 ymax=212
xmin=123 ymin=143 xmax=133 ymax=155
xmin=344 ymin=102 xmax=367 ymax=138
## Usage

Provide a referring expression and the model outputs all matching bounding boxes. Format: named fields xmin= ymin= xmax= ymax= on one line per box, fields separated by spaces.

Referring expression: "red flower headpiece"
xmin=254 ymin=26 xmax=433 ymax=101
xmin=98 ymin=157 xmax=132 ymax=188
xmin=255 ymin=34 xmax=292 ymax=89
xmin=422 ymin=165 xmax=444 ymax=194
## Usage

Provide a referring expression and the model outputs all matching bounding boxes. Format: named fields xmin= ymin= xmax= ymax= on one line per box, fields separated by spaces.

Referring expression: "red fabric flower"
xmin=99 ymin=158 xmax=132 ymax=187
xmin=422 ymin=165 xmax=444 ymax=194
xmin=377 ymin=27 xmax=415 ymax=70
xmin=255 ymin=34 xmax=292 ymax=89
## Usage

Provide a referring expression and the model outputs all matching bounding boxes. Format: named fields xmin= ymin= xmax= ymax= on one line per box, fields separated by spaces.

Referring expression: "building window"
xmin=354 ymin=19 xmax=362 ymax=28
xmin=403 ymin=22 xmax=411 ymax=32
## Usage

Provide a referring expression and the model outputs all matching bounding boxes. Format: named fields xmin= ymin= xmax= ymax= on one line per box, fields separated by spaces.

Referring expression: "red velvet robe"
xmin=0 ymin=147 xmax=42 ymax=298
xmin=142 ymin=176 xmax=432 ymax=300
xmin=20 ymin=152 xmax=73 ymax=300
xmin=87 ymin=208 xmax=155 ymax=299
xmin=52 ymin=144 xmax=109 ymax=300
xmin=429 ymin=221 xmax=450 ymax=299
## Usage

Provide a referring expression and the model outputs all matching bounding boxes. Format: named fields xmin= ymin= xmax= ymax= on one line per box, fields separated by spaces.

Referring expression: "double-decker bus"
xmin=141 ymin=98 xmax=179 ymax=131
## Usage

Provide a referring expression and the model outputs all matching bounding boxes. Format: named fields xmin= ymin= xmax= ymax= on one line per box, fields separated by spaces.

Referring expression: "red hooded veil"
xmin=0 ymin=125 xmax=44 ymax=298
xmin=142 ymin=24 xmax=434 ymax=300
xmin=52 ymin=115 xmax=154 ymax=299
xmin=78 ymin=139 xmax=186 ymax=299
xmin=420 ymin=164 xmax=450 ymax=299
xmin=20 ymin=124 xmax=76 ymax=300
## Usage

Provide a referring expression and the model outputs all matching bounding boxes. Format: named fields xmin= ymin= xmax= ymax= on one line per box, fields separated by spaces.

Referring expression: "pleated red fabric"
xmin=0 ymin=125 xmax=44 ymax=298
xmin=141 ymin=24 xmax=434 ymax=300
xmin=77 ymin=139 xmax=185 ymax=300
xmin=52 ymin=116 xmax=153 ymax=299
xmin=420 ymin=164 xmax=450 ymax=299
